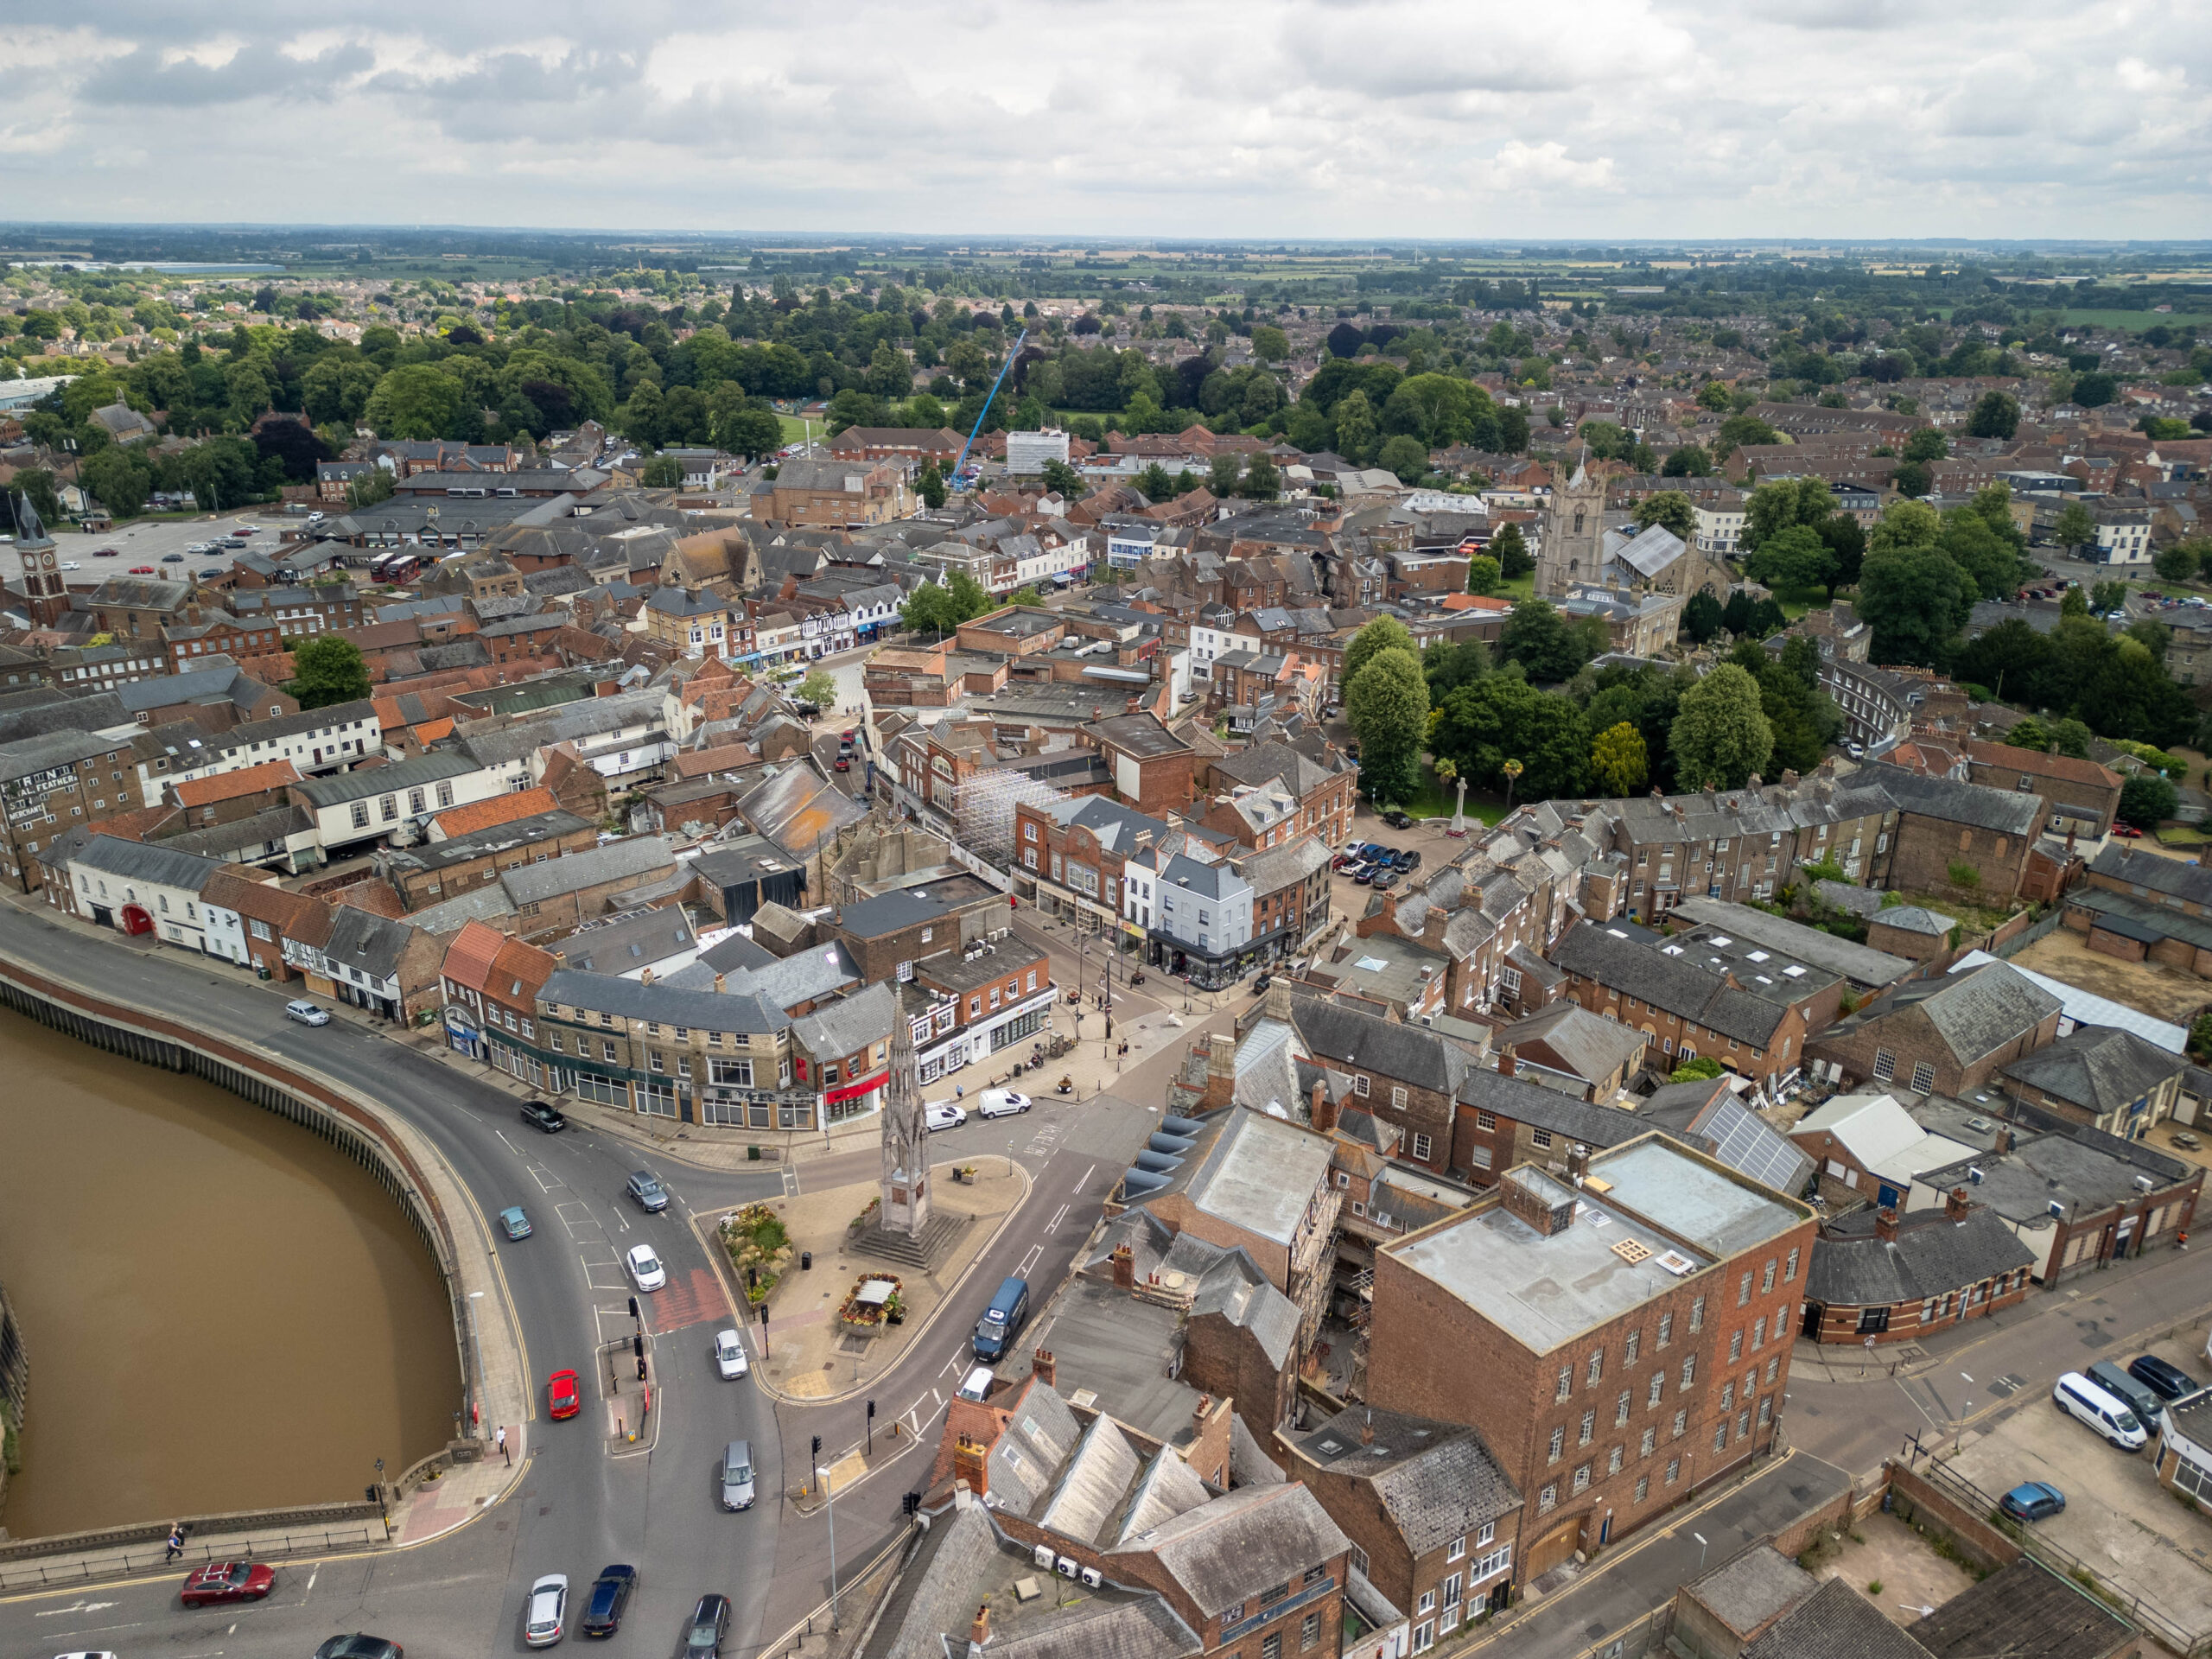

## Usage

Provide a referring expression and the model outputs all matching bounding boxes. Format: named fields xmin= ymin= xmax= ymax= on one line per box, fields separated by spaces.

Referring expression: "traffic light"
xmin=811 ymin=1434 xmax=823 ymax=1458
xmin=867 ymin=1399 xmax=876 ymax=1419
xmin=633 ymin=1333 xmax=645 ymax=1358
xmin=628 ymin=1296 xmax=639 ymax=1320
xmin=903 ymin=1491 xmax=922 ymax=1516
xmin=365 ymin=1485 xmax=379 ymax=1504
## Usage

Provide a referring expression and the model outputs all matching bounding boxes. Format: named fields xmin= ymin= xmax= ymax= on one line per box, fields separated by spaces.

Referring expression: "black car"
xmin=315 ymin=1637 xmax=404 ymax=1659
xmin=2128 ymin=1354 xmax=2203 ymax=1402
xmin=580 ymin=1565 xmax=638 ymax=1637
xmin=1393 ymin=849 xmax=1421 ymax=872
xmin=520 ymin=1100 xmax=569 ymax=1134
xmin=682 ymin=1593 xmax=732 ymax=1659
xmin=1251 ymin=974 xmax=1273 ymax=995
xmin=1380 ymin=810 xmax=1414 ymax=830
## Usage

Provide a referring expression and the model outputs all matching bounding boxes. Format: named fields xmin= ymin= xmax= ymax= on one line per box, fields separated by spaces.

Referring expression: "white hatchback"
xmin=714 ymin=1327 xmax=749 ymax=1380
xmin=627 ymin=1243 xmax=667 ymax=1292
xmin=525 ymin=1573 xmax=569 ymax=1647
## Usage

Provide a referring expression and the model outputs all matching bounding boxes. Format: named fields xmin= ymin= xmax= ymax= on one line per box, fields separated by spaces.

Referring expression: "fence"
xmin=0 ymin=1519 xmax=384 ymax=1592
xmin=1897 ymin=1449 xmax=2211 ymax=1656
xmin=1993 ymin=906 xmax=2066 ymax=959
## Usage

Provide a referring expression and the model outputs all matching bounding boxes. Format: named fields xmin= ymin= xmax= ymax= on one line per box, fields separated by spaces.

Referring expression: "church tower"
xmin=1536 ymin=461 xmax=1606 ymax=598
xmin=8 ymin=493 xmax=66 ymax=627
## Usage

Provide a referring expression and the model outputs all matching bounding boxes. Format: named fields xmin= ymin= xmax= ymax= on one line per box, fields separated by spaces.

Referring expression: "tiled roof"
xmin=173 ymin=758 xmax=302 ymax=807
xmin=1807 ymin=1207 xmax=2036 ymax=1307
xmin=1999 ymin=1023 xmax=2190 ymax=1117
xmin=440 ymin=919 xmax=509 ymax=994
xmin=432 ymin=785 xmax=560 ymax=838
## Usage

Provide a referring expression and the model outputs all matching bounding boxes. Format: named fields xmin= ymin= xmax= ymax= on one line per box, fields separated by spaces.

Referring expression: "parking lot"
xmin=4 ymin=507 xmax=296 ymax=594
xmin=1945 ymin=1320 xmax=2212 ymax=1637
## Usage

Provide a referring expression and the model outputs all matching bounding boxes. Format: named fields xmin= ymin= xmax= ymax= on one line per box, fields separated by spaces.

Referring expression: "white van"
xmin=2053 ymin=1370 xmax=2147 ymax=1450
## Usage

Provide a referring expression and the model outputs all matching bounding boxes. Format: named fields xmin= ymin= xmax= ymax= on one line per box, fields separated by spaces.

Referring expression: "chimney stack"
xmin=714 ymin=972 xmax=726 ymax=993
xmin=1874 ymin=1206 xmax=1899 ymax=1243
xmin=951 ymin=1434 xmax=989 ymax=1498
xmin=1032 ymin=1348 xmax=1056 ymax=1389
xmin=1312 ymin=1077 xmax=1338 ymax=1135
xmin=1421 ymin=904 xmax=1452 ymax=948
xmin=1499 ymin=1043 xmax=1518 ymax=1079
xmin=1110 ymin=1243 xmax=1136 ymax=1292
xmin=1359 ymin=1414 xmax=1375 ymax=1447
xmin=640 ymin=967 xmax=656 ymax=986
xmin=1946 ymin=1185 xmax=1971 ymax=1223
xmin=969 ymin=1604 xmax=992 ymax=1656
xmin=1203 ymin=1033 xmax=1236 ymax=1108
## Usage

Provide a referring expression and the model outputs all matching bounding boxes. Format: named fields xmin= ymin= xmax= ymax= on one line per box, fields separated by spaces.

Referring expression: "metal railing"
xmin=0 ymin=1523 xmax=384 ymax=1592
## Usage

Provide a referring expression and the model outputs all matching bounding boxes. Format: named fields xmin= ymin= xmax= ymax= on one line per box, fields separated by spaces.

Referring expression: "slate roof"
xmin=1665 ymin=896 xmax=1916 ymax=989
xmin=66 ymin=832 xmax=226 ymax=892
xmin=1867 ymin=762 xmax=2046 ymax=836
xmin=1109 ymin=1482 xmax=1350 ymax=1620
xmin=791 ymin=980 xmax=897 ymax=1061
xmin=1294 ymin=997 xmax=1474 ymax=1097
xmin=1290 ymin=1404 xmax=1519 ymax=1554
xmin=1820 ymin=961 xmax=2062 ymax=1070
xmin=1806 ymin=1207 xmax=2035 ymax=1307
xmin=1688 ymin=1546 xmax=1817 ymax=1638
xmin=838 ymin=888 xmax=951 ymax=938
xmin=1999 ymin=1024 xmax=2190 ymax=1119
xmin=540 ymin=967 xmax=785 ymax=1034
xmin=321 ymin=903 xmax=416 ymax=981
xmin=2088 ymin=842 xmax=2212 ymax=906
xmin=292 ymin=749 xmax=478 ymax=808
xmin=1906 ymin=1557 xmax=2135 ymax=1659
xmin=500 ymin=836 xmax=674 ymax=902
xmin=1496 ymin=1002 xmax=1650 ymax=1086
xmin=1551 ymin=922 xmax=1791 ymax=1046
xmin=1743 ymin=1578 xmax=1936 ymax=1659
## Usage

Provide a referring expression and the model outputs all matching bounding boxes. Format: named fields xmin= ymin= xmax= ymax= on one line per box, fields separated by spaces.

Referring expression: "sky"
xmin=8 ymin=2 xmax=2211 ymax=242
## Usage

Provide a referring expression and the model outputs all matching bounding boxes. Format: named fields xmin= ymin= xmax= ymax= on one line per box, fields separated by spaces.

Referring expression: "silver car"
xmin=284 ymin=999 xmax=332 ymax=1027
xmin=524 ymin=1573 xmax=568 ymax=1647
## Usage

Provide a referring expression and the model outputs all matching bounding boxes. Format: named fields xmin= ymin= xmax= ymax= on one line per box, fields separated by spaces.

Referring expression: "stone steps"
xmin=851 ymin=1211 xmax=969 ymax=1271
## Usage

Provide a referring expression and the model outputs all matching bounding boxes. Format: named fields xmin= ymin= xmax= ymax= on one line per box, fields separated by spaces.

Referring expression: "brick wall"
xmin=1885 ymin=810 xmax=2040 ymax=903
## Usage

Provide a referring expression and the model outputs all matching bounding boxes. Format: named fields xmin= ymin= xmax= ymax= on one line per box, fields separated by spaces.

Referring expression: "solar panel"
xmin=1703 ymin=1098 xmax=1809 ymax=1195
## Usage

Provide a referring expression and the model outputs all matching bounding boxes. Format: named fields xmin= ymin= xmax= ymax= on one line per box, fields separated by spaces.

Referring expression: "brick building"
xmin=1805 ymin=959 xmax=2063 ymax=1097
xmin=1089 ymin=711 xmax=1198 ymax=818
xmin=1799 ymin=1193 xmax=2037 ymax=1345
xmin=1999 ymin=1023 xmax=2192 ymax=1141
xmin=834 ymin=884 xmax=1013 ymax=984
xmin=1208 ymin=740 xmax=1358 ymax=849
xmin=1961 ymin=741 xmax=2123 ymax=840
xmin=1867 ymin=764 xmax=2048 ymax=904
xmin=0 ymin=728 xmax=144 ymax=892
xmin=1367 ymin=1139 xmax=1816 ymax=1580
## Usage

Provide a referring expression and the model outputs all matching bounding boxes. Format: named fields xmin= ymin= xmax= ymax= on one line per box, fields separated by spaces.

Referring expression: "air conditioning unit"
xmin=1056 ymin=1556 xmax=1079 ymax=1580
xmin=1080 ymin=1567 xmax=1103 ymax=1589
xmin=1967 ymin=1166 xmax=1983 ymax=1185
xmin=1033 ymin=1543 xmax=1056 ymax=1569
xmin=2134 ymin=1174 xmax=2155 ymax=1192
xmin=2049 ymin=1199 xmax=2066 ymax=1217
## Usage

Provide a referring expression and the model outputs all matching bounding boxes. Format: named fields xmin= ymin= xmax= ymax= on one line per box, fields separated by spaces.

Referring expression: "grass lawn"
xmin=1494 ymin=571 xmax=1537 ymax=602
xmin=1383 ymin=762 xmax=1509 ymax=825
xmin=776 ymin=414 xmax=813 ymax=445
xmin=1764 ymin=582 xmax=1838 ymax=620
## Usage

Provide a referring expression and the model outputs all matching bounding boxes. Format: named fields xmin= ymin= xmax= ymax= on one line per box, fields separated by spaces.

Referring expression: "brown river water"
xmin=0 ymin=1007 xmax=460 ymax=1539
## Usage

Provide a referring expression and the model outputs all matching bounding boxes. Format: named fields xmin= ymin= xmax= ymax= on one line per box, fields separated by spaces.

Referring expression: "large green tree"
xmin=1430 ymin=672 xmax=1590 ymax=802
xmin=1491 ymin=522 xmax=1533 ymax=580
xmin=364 ymin=363 xmax=467 ymax=440
xmin=1669 ymin=664 xmax=1774 ymax=789
xmin=1745 ymin=524 xmax=1837 ymax=597
xmin=289 ymin=635 xmax=372 ymax=709
xmin=1344 ymin=646 xmax=1429 ymax=803
xmin=1497 ymin=599 xmax=1596 ymax=682
xmin=1856 ymin=541 xmax=1974 ymax=665
xmin=1632 ymin=491 xmax=1698 ymax=543
xmin=1591 ymin=721 xmax=1649 ymax=795
xmin=1344 ymin=616 xmax=1417 ymax=688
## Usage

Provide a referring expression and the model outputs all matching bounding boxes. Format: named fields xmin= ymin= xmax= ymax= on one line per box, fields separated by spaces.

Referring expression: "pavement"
xmin=1458 ymin=1452 xmax=1856 ymax=1659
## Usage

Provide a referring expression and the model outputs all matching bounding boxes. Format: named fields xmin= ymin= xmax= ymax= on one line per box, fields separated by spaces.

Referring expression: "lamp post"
xmin=374 ymin=1457 xmax=391 ymax=1540
xmin=1693 ymin=1530 xmax=1707 ymax=1573
xmin=819 ymin=1459 xmax=842 ymax=1631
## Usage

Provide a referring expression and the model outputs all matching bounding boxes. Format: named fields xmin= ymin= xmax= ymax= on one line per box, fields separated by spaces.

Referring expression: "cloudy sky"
xmin=9 ymin=2 xmax=2209 ymax=241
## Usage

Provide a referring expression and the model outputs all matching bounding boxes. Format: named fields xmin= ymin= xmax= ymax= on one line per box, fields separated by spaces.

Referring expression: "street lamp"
xmin=1693 ymin=1530 xmax=1707 ymax=1573
xmin=819 ymin=1459 xmax=842 ymax=1631
xmin=373 ymin=1457 xmax=391 ymax=1540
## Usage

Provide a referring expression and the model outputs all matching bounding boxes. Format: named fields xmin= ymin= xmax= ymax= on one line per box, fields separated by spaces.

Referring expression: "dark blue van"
xmin=972 ymin=1275 xmax=1031 ymax=1361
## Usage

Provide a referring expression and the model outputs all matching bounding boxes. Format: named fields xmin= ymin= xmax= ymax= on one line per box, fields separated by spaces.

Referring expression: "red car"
xmin=834 ymin=755 xmax=850 ymax=772
xmin=2113 ymin=823 xmax=2145 ymax=839
xmin=130 ymin=564 xmax=156 ymax=574
xmin=182 ymin=1561 xmax=276 ymax=1605
xmin=549 ymin=1367 xmax=582 ymax=1420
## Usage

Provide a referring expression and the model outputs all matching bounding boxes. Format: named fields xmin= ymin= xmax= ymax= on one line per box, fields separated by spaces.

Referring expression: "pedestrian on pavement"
xmin=165 ymin=1524 xmax=184 ymax=1562
xmin=497 ymin=1424 xmax=510 ymax=1465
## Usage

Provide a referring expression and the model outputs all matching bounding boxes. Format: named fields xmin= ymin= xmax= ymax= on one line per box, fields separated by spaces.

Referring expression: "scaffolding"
xmin=954 ymin=766 xmax=1066 ymax=874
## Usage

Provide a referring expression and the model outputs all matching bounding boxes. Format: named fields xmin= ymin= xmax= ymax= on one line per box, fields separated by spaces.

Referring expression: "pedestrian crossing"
xmin=645 ymin=1266 xmax=733 ymax=1334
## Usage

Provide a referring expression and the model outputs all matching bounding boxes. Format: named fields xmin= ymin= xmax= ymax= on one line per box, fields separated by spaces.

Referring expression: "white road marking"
xmin=1075 ymin=1164 xmax=1095 ymax=1192
xmin=1044 ymin=1204 xmax=1069 ymax=1234
xmin=495 ymin=1128 xmax=520 ymax=1154
xmin=1017 ymin=1243 xmax=1043 ymax=1276
xmin=939 ymin=1351 xmax=964 ymax=1377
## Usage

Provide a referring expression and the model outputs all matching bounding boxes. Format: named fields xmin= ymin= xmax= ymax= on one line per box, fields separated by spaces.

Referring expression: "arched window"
xmin=1573 ymin=511 xmax=1586 ymax=533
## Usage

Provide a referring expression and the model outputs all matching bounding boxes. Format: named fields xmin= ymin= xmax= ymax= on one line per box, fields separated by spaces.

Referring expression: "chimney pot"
xmin=1110 ymin=1243 xmax=1136 ymax=1291
xmin=1499 ymin=1043 xmax=1518 ymax=1078
xmin=970 ymin=1604 xmax=992 ymax=1649
xmin=1359 ymin=1418 xmax=1375 ymax=1446
xmin=1033 ymin=1348 xmax=1056 ymax=1389
xmin=1946 ymin=1185 xmax=1971 ymax=1223
xmin=1874 ymin=1206 xmax=1900 ymax=1244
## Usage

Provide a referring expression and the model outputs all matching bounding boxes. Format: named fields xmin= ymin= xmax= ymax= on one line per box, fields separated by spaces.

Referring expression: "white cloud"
xmin=9 ymin=0 xmax=2210 ymax=238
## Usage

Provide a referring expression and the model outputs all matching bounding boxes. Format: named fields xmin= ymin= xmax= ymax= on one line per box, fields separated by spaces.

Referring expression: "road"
xmin=0 ymin=900 xmax=1202 ymax=1659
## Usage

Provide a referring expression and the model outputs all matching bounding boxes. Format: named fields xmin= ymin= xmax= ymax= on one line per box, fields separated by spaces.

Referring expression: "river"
xmin=0 ymin=1007 xmax=461 ymax=1539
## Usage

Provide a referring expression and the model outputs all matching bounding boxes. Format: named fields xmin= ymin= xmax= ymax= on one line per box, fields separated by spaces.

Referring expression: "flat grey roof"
xmin=1011 ymin=1278 xmax=1203 ymax=1448
xmin=1186 ymin=1109 xmax=1333 ymax=1247
xmin=1595 ymin=1137 xmax=1807 ymax=1259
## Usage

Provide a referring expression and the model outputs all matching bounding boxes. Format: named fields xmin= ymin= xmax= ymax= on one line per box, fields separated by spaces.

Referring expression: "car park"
xmin=284 ymin=999 xmax=331 ymax=1026
xmin=579 ymin=1566 xmax=637 ymax=1637
xmin=499 ymin=1205 xmax=532 ymax=1241
xmin=1999 ymin=1480 xmax=2066 ymax=1522
xmin=181 ymin=1561 xmax=276 ymax=1605
xmin=626 ymin=1169 xmax=669 ymax=1211
xmin=161 ymin=552 xmax=185 ymax=563
xmin=684 ymin=1594 xmax=733 ymax=1656
xmin=627 ymin=1243 xmax=667 ymax=1292
xmin=525 ymin=1573 xmax=569 ymax=1647
xmin=925 ymin=1100 xmax=968 ymax=1132
xmin=520 ymin=1100 xmax=568 ymax=1133
xmin=2128 ymin=1354 xmax=2202 ymax=1402
xmin=548 ymin=1368 xmax=581 ymax=1420
xmin=714 ymin=1327 xmax=748 ymax=1379
xmin=976 ymin=1089 xmax=1031 ymax=1118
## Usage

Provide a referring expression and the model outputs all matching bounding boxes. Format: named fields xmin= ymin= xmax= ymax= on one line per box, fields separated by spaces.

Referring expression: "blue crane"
xmin=949 ymin=327 xmax=1029 ymax=489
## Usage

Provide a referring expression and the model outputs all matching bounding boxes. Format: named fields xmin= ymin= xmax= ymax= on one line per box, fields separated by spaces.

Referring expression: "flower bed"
xmin=839 ymin=1272 xmax=906 ymax=1333
xmin=720 ymin=1203 xmax=793 ymax=1305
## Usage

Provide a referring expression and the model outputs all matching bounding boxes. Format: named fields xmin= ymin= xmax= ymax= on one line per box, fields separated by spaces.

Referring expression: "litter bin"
xmin=801 ymin=1250 xmax=812 ymax=1271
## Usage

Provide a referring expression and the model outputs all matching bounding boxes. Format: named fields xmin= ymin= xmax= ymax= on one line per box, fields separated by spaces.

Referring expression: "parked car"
xmin=181 ymin=1561 xmax=276 ymax=1605
xmin=834 ymin=755 xmax=850 ymax=772
xmin=548 ymin=1368 xmax=581 ymax=1420
xmin=161 ymin=552 xmax=185 ymax=563
xmin=1371 ymin=871 xmax=1399 ymax=891
xmin=284 ymin=999 xmax=331 ymax=1026
xmin=59 ymin=560 xmax=78 ymax=571
xmin=579 ymin=1566 xmax=637 ymax=1637
xmin=1351 ymin=866 xmax=1378 ymax=886
xmin=198 ymin=567 xmax=225 ymax=579
xmin=626 ymin=1169 xmax=670 ymax=1211
xmin=499 ymin=1205 xmax=533 ymax=1241
xmin=683 ymin=1594 xmax=732 ymax=1658
xmin=2128 ymin=1354 xmax=2202 ymax=1401
xmin=524 ymin=1573 xmax=569 ymax=1647
xmin=627 ymin=1243 xmax=667 ymax=1292
xmin=976 ymin=1089 xmax=1031 ymax=1119
xmin=130 ymin=564 xmax=156 ymax=574
xmin=93 ymin=546 xmax=119 ymax=556
xmin=2113 ymin=824 xmax=2145 ymax=838
xmin=1251 ymin=973 xmax=1274 ymax=995
xmin=925 ymin=1101 xmax=968 ymax=1132
xmin=1999 ymin=1481 xmax=2066 ymax=1522
xmin=520 ymin=1100 xmax=568 ymax=1133
xmin=1392 ymin=849 xmax=1421 ymax=871
xmin=1381 ymin=810 xmax=1414 ymax=830
xmin=713 ymin=1327 xmax=748 ymax=1380
xmin=314 ymin=1637 xmax=404 ymax=1659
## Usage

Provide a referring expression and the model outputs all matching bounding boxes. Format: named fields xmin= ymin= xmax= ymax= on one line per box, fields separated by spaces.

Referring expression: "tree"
xmin=901 ymin=570 xmax=991 ymax=633
xmin=1491 ymin=522 xmax=1532 ymax=580
xmin=916 ymin=461 xmax=947 ymax=510
xmin=2061 ymin=585 xmax=2089 ymax=620
xmin=1344 ymin=647 xmax=1429 ymax=804
xmin=364 ymin=363 xmax=466 ymax=439
xmin=1682 ymin=591 xmax=1725 ymax=645
xmin=1241 ymin=454 xmax=1281 ymax=499
xmin=1965 ymin=390 xmax=2019 ymax=438
xmin=1039 ymin=458 xmax=1086 ymax=499
xmin=2120 ymin=772 xmax=2179 ymax=829
xmin=289 ymin=635 xmax=372 ymax=709
xmin=1591 ymin=721 xmax=1649 ymax=795
xmin=1716 ymin=412 xmax=1781 ymax=453
xmin=1332 ymin=391 xmax=1378 ymax=465
xmin=1376 ymin=434 xmax=1428 ymax=483
xmin=798 ymin=669 xmax=838 ymax=709
xmin=1209 ymin=452 xmax=1243 ymax=497
xmin=1344 ymin=616 xmax=1417 ymax=688
xmin=1697 ymin=381 xmax=1733 ymax=411
xmin=11 ymin=467 xmax=60 ymax=525
xmin=1251 ymin=324 xmax=1290 ymax=361
xmin=2006 ymin=715 xmax=2051 ymax=752
xmin=1891 ymin=460 xmax=1932 ymax=498
xmin=1743 ymin=477 xmax=1834 ymax=552
xmin=1497 ymin=599 xmax=1593 ymax=683
xmin=1134 ymin=461 xmax=1176 ymax=503
xmin=1669 ymin=1056 xmax=1726 ymax=1082
xmin=1632 ymin=491 xmax=1697 ymax=543
xmin=1669 ymin=664 xmax=1774 ymax=789
xmin=2071 ymin=372 xmax=2118 ymax=410
xmin=1819 ymin=513 xmax=1866 ymax=591
xmin=2154 ymin=542 xmax=2199 ymax=582
xmin=1662 ymin=444 xmax=1713 ymax=477
xmin=1429 ymin=672 xmax=1589 ymax=802
xmin=2050 ymin=717 xmax=2093 ymax=758
xmin=1857 ymin=541 xmax=1972 ymax=665
xmin=640 ymin=454 xmax=683 ymax=487
xmin=80 ymin=444 xmax=151 ymax=518
xmin=1745 ymin=524 xmax=1837 ymax=597
xmin=2053 ymin=501 xmax=2096 ymax=556
xmin=1903 ymin=428 xmax=1949 ymax=463
xmin=346 ymin=466 xmax=397 ymax=509
xmin=1465 ymin=554 xmax=1502 ymax=596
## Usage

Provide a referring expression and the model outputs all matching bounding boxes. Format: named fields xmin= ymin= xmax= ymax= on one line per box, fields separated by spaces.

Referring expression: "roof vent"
xmin=1654 ymin=1249 xmax=1696 ymax=1276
